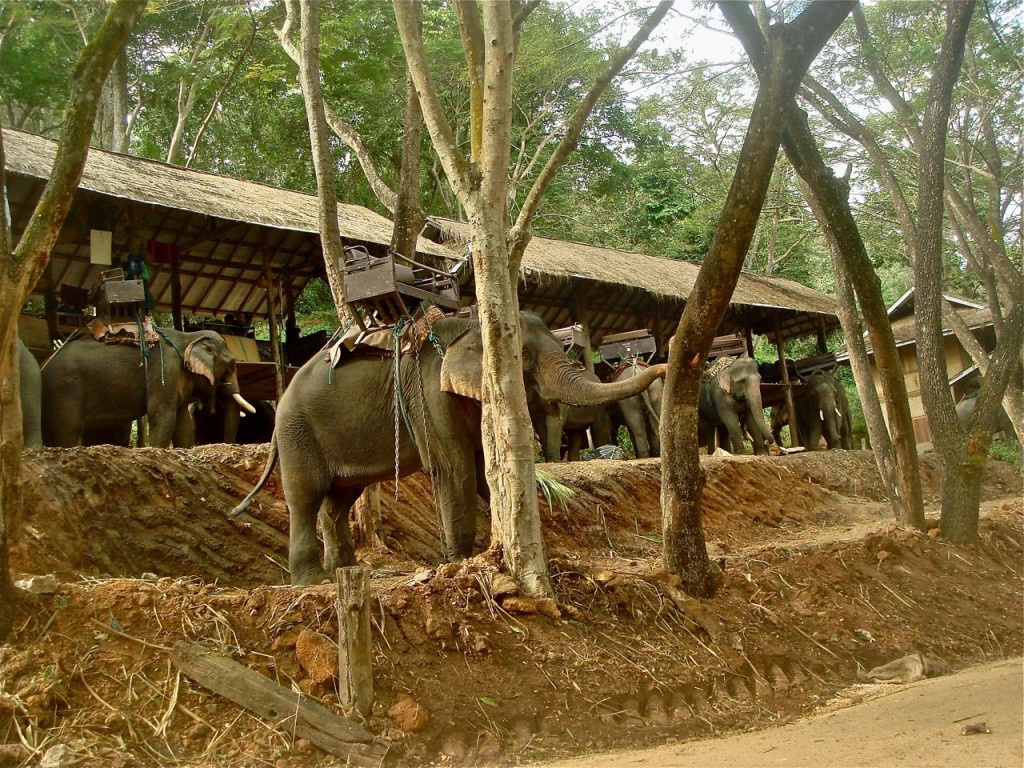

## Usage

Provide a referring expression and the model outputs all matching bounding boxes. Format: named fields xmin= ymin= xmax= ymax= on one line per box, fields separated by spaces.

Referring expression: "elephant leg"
xmin=434 ymin=463 xmax=478 ymax=560
xmin=647 ymin=424 xmax=660 ymax=457
xmin=721 ymin=411 xmax=747 ymax=454
xmin=319 ymin=486 xmax=362 ymax=575
xmin=620 ymin=402 xmax=650 ymax=458
xmin=566 ymin=431 xmax=583 ymax=462
xmin=283 ymin=473 xmax=333 ymax=586
xmin=173 ymin=404 xmax=196 ymax=448
xmin=543 ymin=413 xmax=562 ymax=462
xmin=146 ymin=394 xmax=177 ymax=448
xmin=804 ymin=422 xmax=823 ymax=451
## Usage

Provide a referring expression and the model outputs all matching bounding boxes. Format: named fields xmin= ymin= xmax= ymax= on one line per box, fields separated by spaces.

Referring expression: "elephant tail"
xmin=228 ymin=435 xmax=278 ymax=517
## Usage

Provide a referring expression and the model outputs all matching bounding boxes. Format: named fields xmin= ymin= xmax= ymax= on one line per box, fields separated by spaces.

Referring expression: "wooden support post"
xmin=336 ymin=567 xmax=374 ymax=721
xmin=284 ymin=278 xmax=298 ymax=365
xmin=354 ymin=484 xmax=383 ymax=549
xmin=744 ymin=324 xmax=755 ymax=358
xmin=170 ymin=250 xmax=183 ymax=331
xmin=815 ymin=316 xmax=828 ymax=355
xmin=570 ymin=283 xmax=594 ymax=373
xmin=773 ymin=316 xmax=800 ymax=447
xmin=262 ymin=250 xmax=285 ymax=401
xmin=42 ymin=260 xmax=59 ymax=345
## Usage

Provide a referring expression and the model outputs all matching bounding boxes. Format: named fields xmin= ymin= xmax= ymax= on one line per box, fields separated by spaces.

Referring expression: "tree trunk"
xmin=0 ymin=339 xmax=22 ymax=641
xmin=913 ymin=1 xmax=989 ymax=543
xmin=660 ymin=1 xmax=854 ymax=596
xmin=390 ymin=68 xmax=425 ymax=259
xmin=394 ymin=1 xmax=670 ymax=597
xmin=728 ymin=6 xmax=924 ymax=530
xmin=0 ymin=0 xmax=147 ymax=643
xmin=292 ymin=0 xmax=350 ymax=323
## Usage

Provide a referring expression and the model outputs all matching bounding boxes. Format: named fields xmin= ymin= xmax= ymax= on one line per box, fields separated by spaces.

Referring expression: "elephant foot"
xmin=291 ymin=566 xmax=329 ymax=586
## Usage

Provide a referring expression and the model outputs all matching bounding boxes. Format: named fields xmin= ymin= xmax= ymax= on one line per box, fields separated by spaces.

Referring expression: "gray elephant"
xmin=606 ymin=361 xmax=663 ymax=458
xmin=230 ymin=312 xmax=667 ymax=585
xmin=955 ymin=394 xmax=1017 ymax=445
xmin=42 ymin=328 xmax=255 ymax=448
xmin=18 ymin=338 xmax=43 ymax=448
xmin=698 ymin=357 xmax=773 ymax=455
xmin=529 ymin=367 xmax=616 ymax=462
xmin=794 ymin=371 xmax=852 ymax=451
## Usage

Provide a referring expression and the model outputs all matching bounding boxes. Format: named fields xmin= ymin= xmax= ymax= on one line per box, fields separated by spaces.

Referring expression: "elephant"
xmin=955 ymin=394 xmax=1018 ymax=446
xmin=18 ymin=338 xmax=43 ymax=448
xmin=193 ymin=398 xmax=276 ymax=445
xmin=793 ymin=370 xmax=852 ymax=450
xmin=605 ymin=361 xmax=663 ymax=458
xmin=698 ymin=357 xmax=773 ymax=455
xmin=41 ymin=328 xmax=255 ymax=448
xmin=529 ymin=367 xmax=615 ymax=462
xmin=230 ymin=311 xmax=667 ymax=586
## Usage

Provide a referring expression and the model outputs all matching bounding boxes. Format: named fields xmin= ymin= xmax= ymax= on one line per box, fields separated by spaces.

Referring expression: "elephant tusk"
xmin=233 ymin=392 xmax=258 ymax=414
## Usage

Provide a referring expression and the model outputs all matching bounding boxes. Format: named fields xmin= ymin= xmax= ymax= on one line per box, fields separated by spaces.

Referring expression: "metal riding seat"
xmin=598 ymin=328 xmax=657 ymax=365
xmin=90 ymin=269 xmax=146 ymax=326
xmin=341 ymin=245 xmax=469 ymax=330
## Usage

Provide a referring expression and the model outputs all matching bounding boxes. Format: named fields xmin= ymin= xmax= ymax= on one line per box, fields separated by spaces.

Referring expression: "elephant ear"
xmin=440 ymin=327 xmax=483 ymax=400
xmin=184 ymin=337 xmax=217 ymax=387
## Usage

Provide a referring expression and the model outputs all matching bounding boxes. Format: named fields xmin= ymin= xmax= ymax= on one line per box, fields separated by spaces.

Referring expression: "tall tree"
xmin=0 ymin=0 xmax=147 ymax=642
xmin=914 ymin=1 xmax=1022 ymax=540
xmin=728 ymin=3 xmax=926 ymax=529
xmin=393 ymin=0 xmax=672 ymax=597
xmin=661 ymin=0 xmax=854 ymax=596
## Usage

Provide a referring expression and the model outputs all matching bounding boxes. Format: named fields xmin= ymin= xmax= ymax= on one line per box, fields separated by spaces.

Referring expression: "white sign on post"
xmin=90 ymin=229 xmax=112 ymax=265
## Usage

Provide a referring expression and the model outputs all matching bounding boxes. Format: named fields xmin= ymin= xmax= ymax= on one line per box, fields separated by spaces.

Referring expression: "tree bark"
xmin=290 ymin=0 xmax=350 ymax=322
xmin=661 ymin=1 xmax=854 ymax=596
xmin=0 ymin=0 xmax=147 ymax=643
xmin=913 ymin=1 xmax=997 ymax=543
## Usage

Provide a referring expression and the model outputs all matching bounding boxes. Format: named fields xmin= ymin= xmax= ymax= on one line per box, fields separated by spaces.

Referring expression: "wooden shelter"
xmin=7 ymin=127 xmax=841 ymax=414
xmin=835 ymin=288 xmax=995 ymax=445
xmin=5 ymin=128 xmax=452 ymax=399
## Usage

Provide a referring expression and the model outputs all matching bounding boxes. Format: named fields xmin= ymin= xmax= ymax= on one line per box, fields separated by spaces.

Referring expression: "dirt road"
xmin=532 ymin=657 xmax=1024 ymax=768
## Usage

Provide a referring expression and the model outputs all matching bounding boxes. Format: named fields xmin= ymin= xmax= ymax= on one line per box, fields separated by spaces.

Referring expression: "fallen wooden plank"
xmin=172 ymin=641 xmax=388 ymax=766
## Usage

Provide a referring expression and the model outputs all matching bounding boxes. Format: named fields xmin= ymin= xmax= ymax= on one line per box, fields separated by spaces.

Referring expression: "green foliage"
xmin=988 ymin=439 xmax=1021 ymax=469
xmin=0 ymin=1 xmax=97 ymax=132
xmin=535 ymin=469 xmax=574 ymax=515
xmin=293 ymin=279 xmax=341 ymax=334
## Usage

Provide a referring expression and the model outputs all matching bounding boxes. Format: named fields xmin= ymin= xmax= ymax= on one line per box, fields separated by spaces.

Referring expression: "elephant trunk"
xmin=538 ymin=352 xmax=667 ymax=408
xmin=746 ymin=385 xmax=774 ymax=448
xmin=821 ymin=406 xmax=841 ymax=448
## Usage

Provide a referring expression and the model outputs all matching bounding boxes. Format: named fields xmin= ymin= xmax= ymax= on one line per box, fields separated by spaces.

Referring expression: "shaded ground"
xmin=1 ymin=447 xmax=1021 ymax=767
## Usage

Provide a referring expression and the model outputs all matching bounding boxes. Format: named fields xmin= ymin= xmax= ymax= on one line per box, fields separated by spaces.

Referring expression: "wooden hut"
xmin=835 ymin=288 xmax=995 ymax=445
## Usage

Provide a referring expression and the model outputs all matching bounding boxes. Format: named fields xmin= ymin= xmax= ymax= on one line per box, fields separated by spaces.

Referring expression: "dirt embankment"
xmin=1 ymin=447 xmax=1021 ymax=768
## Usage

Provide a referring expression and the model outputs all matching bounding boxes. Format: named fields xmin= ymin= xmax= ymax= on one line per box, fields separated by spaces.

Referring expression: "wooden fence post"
xmin=354 ymin=483 xmax=382 ymax=548
xmin=336 ymin=566 xmax=373 ymax=721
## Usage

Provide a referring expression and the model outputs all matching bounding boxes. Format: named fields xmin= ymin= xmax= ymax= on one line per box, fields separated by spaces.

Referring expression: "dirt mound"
xmin=2 ymin=447 xmax=1021 ymax=767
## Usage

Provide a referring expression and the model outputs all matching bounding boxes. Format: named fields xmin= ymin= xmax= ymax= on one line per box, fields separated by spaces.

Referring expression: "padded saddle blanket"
xmin=88 ymin=316 xmax=160 ymax=348
xmin=326 ymin=305 xmax=446 ymax=369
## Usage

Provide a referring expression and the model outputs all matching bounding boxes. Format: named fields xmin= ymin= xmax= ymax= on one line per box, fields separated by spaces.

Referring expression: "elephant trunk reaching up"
xmin=534 ymin=347 xmax=667 ymax=407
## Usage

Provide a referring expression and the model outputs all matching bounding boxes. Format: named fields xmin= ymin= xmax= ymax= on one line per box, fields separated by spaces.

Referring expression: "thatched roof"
xmin=8 ymin=126 xmax=838 ymax=352
xmin=428 ymin=218 xmax=839 ymax=345
xmin=4 ymin=127 xmax=448 ymax=319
